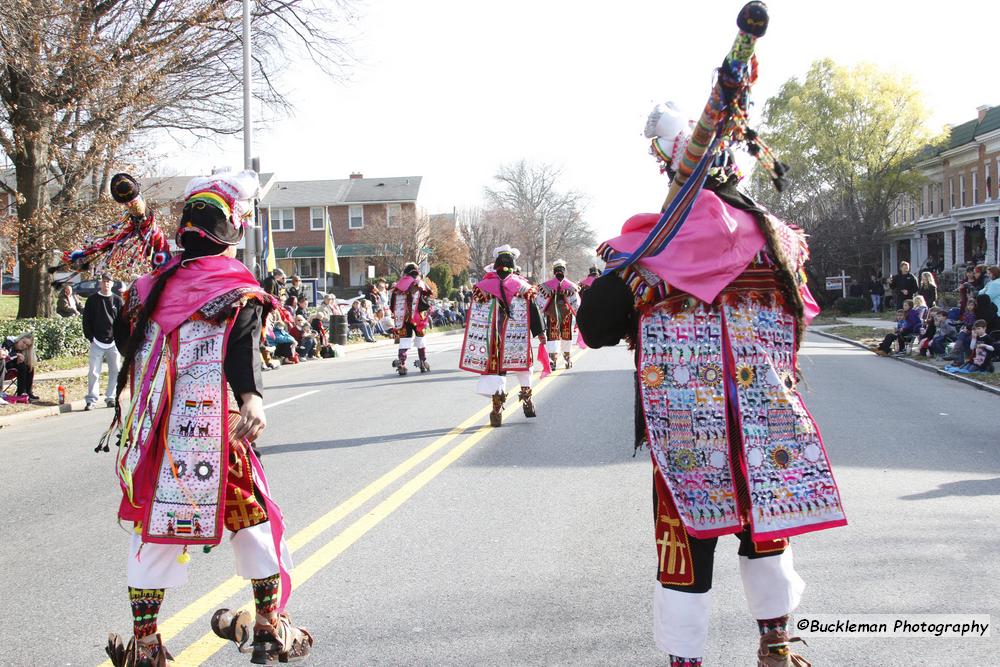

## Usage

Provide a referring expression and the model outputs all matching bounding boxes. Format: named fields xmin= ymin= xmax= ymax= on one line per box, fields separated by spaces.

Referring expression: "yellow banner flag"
xmin=264 ymin=212 xmax=277 ymax=273
xmin=324 ymin=212 xmax=340 ymax=275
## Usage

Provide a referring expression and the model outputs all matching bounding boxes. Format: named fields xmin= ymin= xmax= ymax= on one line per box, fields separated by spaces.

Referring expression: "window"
xmin=938 ymin=183 xmax=944 ymax=213
xmin=272 ymin=207 xmax=294 ymax=232
xmin=909 ymin=197 xmax=915 ymax=221
xmin=349 ymin=205 xmax=364 ymax=230
xmin=986 ymin=162 xmax=992 ymax=200
xmin=310 ymin=206 xmax=326 ymax=231
xmin=972 ymin=172 xmax=978 ymax=204
xmin=919 ymin=188 xmax=924 ymax=218
xmin=387 ymin=203 xmax=402 ymax=228
xmin=950 ymin=179 xmax=955 ymax=209
xmin=960 ymin=174 xmax=966 ymax=207
xmin=294 ymin=258 xmax=322 ymax=279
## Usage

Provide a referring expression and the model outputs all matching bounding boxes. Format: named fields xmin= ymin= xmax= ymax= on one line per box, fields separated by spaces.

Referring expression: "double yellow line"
xmin=98 ymin=351 xmax=585 ymax=666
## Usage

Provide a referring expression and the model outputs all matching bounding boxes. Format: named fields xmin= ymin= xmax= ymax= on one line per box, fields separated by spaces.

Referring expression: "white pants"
xmin=127 ymin=521 xmax=293 ymax=589
xmin=652 ymin=549 xmax=805 ymax=658
xmin=398 ymin=336 xmax=425 ymax=350
xmin=545 ymin=339 xmax=572 ymax=354
xmin=86 ymin=342 xmax=120 ymax=404
xmin=476 ymin=372 xmax=532 ymax=396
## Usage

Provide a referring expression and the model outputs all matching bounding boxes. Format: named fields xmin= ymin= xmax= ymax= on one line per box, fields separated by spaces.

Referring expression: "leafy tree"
xmin=426 ymin=264 xmax=452 ymax=299
xmin=0 ymin=0 xmax=355 ymax=317
xmin=749 ymin=59 xmax=940 ymax=280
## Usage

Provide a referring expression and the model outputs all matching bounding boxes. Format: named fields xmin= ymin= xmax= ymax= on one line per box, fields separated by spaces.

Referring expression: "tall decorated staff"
xmin=459 ymin=246 xmax=547 ymax=427
xmin=577 ymin=3 xmax=846 ymax=666
xmin=50 ymin=173 xmax=170 ymax=283
xmin=101 ymin=169 xmax=312 ymax=667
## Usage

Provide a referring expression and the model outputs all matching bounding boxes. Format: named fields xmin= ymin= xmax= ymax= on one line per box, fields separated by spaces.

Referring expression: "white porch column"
xmin=889 ymin=242 xmax=898 ymax=274
xmin=916 ymin=235 xmax=928 ymax=271
xmin=954 ymin=221 xmax=965 ymax=266
xmin=943 ymin=230 xmax=954 ymax=271
xmin=987 ymin=216 xmax=998 ymax=266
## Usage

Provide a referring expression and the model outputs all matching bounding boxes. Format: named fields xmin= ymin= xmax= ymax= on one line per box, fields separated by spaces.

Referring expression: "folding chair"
xmin=2 ymin=368 xmax=18 ymax=396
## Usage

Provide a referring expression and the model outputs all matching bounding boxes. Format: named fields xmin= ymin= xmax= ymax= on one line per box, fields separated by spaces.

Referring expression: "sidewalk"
xmin=0 ymin=326 xmax=464 ymax=428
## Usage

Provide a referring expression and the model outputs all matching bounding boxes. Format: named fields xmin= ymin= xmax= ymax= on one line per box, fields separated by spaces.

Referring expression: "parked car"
xmin=73 ymin=278 xmax=128 ymax=298
xmin=1 ymin=276 xmax=18 ymax=295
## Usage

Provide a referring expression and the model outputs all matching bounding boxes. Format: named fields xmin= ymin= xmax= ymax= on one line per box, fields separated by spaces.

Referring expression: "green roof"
xmin=948 ymin=119 xmax=978 ymax=149
xmin=273 ymin=243 xmax=404 ymax=259
xmin=978 ymin=105 xmax=1000 ymax=136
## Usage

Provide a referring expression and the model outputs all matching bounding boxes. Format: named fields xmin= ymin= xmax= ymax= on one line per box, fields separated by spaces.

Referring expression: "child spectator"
xmin=290 ymin=315 xmax=318 ymax=359
xmin=911 ymin=294 xmax=929 ymax=322
xmin=918 ymin=271 xmax=937 ymax=307
xmin=945 ymin=320 xmax=996 ymax=374
xmin=267 ymin=320 xmax=298 ymax=363
xmin=926 ymin=310 xmax=958 ymax=357
xmin=876 ymin=300 xmax=921 ymax=356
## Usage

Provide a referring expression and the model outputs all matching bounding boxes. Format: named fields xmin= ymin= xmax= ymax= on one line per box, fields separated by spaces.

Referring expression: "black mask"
xmin=554 ymin=271 xmax=565 ymax=280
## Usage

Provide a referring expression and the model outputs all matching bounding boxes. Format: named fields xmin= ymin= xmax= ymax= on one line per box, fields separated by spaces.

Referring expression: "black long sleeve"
xmin=529 ymin=301 xmax=544 ymax=337
xmin=224 ymin=303 xmax=264 ymax=406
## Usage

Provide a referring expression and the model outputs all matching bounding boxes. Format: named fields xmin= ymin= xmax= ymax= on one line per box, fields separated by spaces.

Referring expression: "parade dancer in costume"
xmin=390 ymin=262 xmax=433 ymax=375
xmin=579 ymin=266 xmax=600 ymax=293
xmin=459 ymin=246 xmax=547 ymax=426
xmin=535 ymin=260 xmax=580 ymax=370
xmin=103 ymin=170 xmax=313 ymax=666
xmin=577 ymin=5 xmax=845 ymax=666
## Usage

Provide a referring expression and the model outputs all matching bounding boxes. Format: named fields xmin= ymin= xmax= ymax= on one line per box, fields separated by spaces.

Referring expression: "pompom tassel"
xmin=177 ymin=547 xmax=190 ymax=565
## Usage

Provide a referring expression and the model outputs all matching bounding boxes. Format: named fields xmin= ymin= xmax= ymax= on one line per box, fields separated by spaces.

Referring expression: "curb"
xmin=812 ymin=329 xmax=1000 ymax=397
xmin=0 ymin=326 xmax=466 ymax=429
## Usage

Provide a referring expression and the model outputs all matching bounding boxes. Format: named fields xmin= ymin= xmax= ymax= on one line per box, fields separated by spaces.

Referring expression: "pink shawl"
xmin=542 ymin=277 xmax=579 ymax=292
xmin=604 ymin=190 xmax=766 ymax=304
xmin=476 ymin=272 xmax=531 ymax=301
xmin=135 ymin=255 xmax=262 ymax=334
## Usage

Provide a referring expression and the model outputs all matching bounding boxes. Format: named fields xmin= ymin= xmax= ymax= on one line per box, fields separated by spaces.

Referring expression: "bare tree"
xmin=484 ymin=160 xmax=595 ymax=277
xmin=0 ymin=0 xmax=357 ymax=316
xmin=458 ymin=206 xmax=518 ymax=279
xmin=357 ymin=207 xmax=431 ymax=279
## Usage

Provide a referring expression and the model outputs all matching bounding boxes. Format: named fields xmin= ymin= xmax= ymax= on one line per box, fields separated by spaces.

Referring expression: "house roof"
xmin=261 ymin=176 xmax=422 ymax=208
xmin=141 ymin=173 xmax=278 ymax=204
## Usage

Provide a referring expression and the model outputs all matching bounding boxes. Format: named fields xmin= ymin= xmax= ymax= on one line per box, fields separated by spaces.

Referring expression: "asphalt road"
xmin=0 ymin=332 xmax=997 ymax=666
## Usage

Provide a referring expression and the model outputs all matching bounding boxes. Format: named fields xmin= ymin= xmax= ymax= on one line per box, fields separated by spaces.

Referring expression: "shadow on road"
xmin=898 ymin=477 xmax=1000 ymax=500
xmin=267 ymin=368 xmax=464 ymax=391
xmin=259 ymin=426 xmax=460 ymax=455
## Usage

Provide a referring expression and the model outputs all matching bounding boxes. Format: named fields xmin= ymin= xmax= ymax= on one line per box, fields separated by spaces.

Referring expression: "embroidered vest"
xmin=637 ymin=268 xmax=846 ymax=541
xmin=460 ymin=285 xmax=533 ymax=374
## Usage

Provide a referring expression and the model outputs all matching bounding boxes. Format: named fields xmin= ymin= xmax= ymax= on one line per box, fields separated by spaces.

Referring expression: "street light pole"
xmin=540 ymin=214 xmax=546 ymax=280
xmin=242 ymin=0 xmax=259 ymax=279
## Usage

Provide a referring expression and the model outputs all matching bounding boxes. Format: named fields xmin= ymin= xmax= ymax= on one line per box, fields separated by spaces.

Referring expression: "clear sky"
xmin=162 ymin=0 xmax=999 ymax=243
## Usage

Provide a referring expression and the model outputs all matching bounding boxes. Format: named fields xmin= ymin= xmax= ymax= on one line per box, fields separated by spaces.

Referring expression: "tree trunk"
xmin=14 ymin=133 xmax=55 ymax=319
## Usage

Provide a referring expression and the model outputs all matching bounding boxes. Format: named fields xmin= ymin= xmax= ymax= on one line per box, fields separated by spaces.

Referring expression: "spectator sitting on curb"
xmin=875 ymin=300 xmax=920 ymax=356
xmin=947 ymin=299 xmax=980 ymax=362
xmin=911 ymin=294 xmax=929 ymax=322
xmin=347 ymin=300 xmax=376 ymax=342
xmin=267 ymin=320 xmax=298 ymax=363
xmin=944 ymin=320 xmax=996 ymax=374
xmin=926 ymin=310 xmax=958 ymax=357
xmin=915 ymin=307 xmax=938 ymax=356
xmin=290 ymin=315 xmax=318 ymax=359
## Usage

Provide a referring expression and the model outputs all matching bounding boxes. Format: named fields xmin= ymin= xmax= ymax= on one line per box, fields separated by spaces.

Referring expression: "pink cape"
xmin=477 ymin=271 xmax=531 ymax=301
xmin=135 ymin=255 xmax=261 ymax=334
xmin=542 ymin=277 xmax=578 ymax=292
xmin=605 ymin=190 xmax=766 ymax=305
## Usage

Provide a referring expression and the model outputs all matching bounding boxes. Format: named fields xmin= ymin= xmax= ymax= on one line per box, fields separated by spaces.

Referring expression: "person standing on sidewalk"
xmin=82 ymin=272 xmax=123 ymax=410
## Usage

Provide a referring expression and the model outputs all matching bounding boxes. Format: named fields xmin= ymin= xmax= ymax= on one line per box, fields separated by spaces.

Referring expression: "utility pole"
xmin=242 ymin=0 xmax=259 ymax=278
xmin=540 ymin=213 xmax=547 ymax=280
